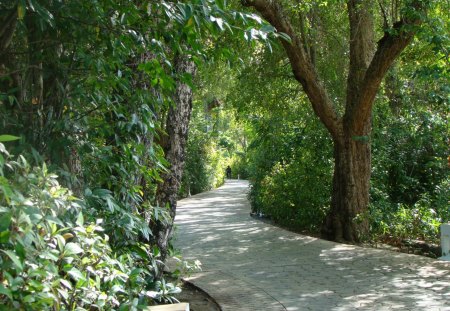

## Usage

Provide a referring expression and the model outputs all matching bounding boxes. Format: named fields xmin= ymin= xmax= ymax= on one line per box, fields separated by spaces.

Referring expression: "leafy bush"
xmin=245 ymin=112 xmax=333 ymax=233
xmin=0 ymin=144 xmax=180 ymax=310
xmin=370 ymin=97 xmax=449 ymax=244
xmin=369 ymin=180 xmax=449 ymax=245
xmin=369 ymin=202 xmax=442 ymax=245
xmin=257 ymin=159 xmax=330 ymax=232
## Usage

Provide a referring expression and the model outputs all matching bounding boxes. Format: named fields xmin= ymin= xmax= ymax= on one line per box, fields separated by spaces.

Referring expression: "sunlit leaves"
xmin=0 ymin=135 xmax=20 ymax=142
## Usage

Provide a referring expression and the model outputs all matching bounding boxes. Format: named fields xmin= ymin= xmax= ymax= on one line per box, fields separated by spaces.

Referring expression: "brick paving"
xmin=174 ymin=180 xmax=450 ymax=311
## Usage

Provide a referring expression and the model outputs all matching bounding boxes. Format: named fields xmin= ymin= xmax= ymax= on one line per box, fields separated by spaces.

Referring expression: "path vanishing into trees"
xmin=174 ymin=180 xmax=450 ymax=311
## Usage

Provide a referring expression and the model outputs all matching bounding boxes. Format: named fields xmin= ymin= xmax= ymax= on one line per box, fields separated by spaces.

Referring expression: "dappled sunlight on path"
xmin=174 ymin=180 xmax=450 ymax=311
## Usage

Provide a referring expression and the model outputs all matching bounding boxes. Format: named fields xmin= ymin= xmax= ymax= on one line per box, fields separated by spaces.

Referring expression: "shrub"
xmin=0 ymin=143 xmax=180 ymax=310
xmin=257 ymin=160 xmax=330 ymax=232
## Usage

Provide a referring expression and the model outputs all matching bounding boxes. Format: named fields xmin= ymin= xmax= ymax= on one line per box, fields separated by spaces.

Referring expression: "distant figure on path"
xmin=226 ymin=166 xmax=232 ymax=179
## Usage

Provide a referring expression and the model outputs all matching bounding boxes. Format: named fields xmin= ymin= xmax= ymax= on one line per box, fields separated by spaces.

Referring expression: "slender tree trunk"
xmin=152 ymin=53 xmax=196 ymax=267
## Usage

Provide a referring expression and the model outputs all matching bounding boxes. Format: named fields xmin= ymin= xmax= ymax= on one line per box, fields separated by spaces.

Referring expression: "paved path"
xmin=174 ymin=180 xmax=450 ymax=311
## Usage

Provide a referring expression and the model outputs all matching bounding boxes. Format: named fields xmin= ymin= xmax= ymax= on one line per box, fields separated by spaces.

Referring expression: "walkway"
xmin=174 ymin=180 xmax=450 ymax=311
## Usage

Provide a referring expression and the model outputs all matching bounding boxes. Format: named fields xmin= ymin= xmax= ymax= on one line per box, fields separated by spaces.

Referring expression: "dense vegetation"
xmin=0 ymin=0 xmax=448 ymax=308
xmin=0 ymin=0 xmax=276 ymax=308
xmin=225 ymin=1 xmax=449 ymax=246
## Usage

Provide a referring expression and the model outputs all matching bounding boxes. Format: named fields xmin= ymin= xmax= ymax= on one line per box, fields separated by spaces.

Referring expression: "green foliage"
xmin=368 ymin=16 xmax=450 ymax=244
xmin=373 ymin=108 xmax=448 ymax=205
xmin=0 ymin=144 xmax=180 ymax=310
xmin=244 ymin=112 xmax=333 ymax=232
xmin=370 ymin=105 xmax=449 ymax=243
xmin=229 ymin=152 xmax=250 ymax=179
xmin=224 ymin=43 xmax=334 ymax=232
xmin=369 ymin=201 xmax=442 ymax=245
xmin=180 ymin=100 xmax=228 ymax=197
xmin=258 ymin=160 xmax=330 ymax=231
xmin=180 ymin=126 xmax=214 ymax=196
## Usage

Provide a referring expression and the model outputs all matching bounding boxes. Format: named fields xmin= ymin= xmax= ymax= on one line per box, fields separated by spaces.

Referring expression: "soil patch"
xmin=175 ymin=281 xmax=221 ymax=311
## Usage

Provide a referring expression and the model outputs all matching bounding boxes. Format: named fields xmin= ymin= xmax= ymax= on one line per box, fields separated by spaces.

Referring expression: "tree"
xmin=145 ymin=0 xmax=285 ymax=266
xmin=153 ymin=53 xmax=196 ymax=265
xmin=241 ymin=0 xmax=429 ymax=242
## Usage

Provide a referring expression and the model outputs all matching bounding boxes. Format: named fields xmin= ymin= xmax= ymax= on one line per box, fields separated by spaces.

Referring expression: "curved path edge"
xmin=183 ymin=270 xmax=286 ymax=310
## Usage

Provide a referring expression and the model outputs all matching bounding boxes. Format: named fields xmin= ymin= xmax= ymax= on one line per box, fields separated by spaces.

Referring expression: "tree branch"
xmin=345 ymin=0 xmax=374 ymax=128
xmin=241 ymin=0 xmax=341 ymax=139
xmin=349 ymin=0 xmax=426 ymax=132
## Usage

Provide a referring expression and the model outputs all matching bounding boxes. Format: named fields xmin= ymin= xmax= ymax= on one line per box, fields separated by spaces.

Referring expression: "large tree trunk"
xmin=322 ymin=133 xmax=371 ymax=242
xmin=152 ymin=53 xmax=196 ymax=267
xmin=322 ymin=0 xmax=374 ymax=242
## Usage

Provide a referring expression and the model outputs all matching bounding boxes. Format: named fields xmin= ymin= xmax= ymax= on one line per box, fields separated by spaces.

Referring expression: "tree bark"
xmin=152 ymin=53 xmax=196 ymax=266
xmin=322 ymin=132 xmax=371 ymax=242
xmin=242 ymin=0 xmax=426 ymax=243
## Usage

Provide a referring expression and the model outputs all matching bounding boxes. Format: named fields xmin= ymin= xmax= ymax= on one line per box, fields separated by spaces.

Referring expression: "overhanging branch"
xmin=241 ymin=0 xmax=341 ymax=139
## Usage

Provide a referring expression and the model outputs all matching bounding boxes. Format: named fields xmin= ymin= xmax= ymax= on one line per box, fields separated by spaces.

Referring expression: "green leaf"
xmin=28 ymin=268 xmax=47 ymax=278
xmin=111 ymin=284 xmax=126 ymax=294
xmin=260 ymin=24 xmax=275 ymax=33
xmin=0 ymin=284 xmax=12 ymax=300
xmin=0 ymin=143 xmax=7 ymax=155
xmin=67 ymin=267 xmax=86 ymax=282
xmin=2 ymin=250 xmax=23 ymax=271
xmin=0 ymin=135 xmax=20 ymax=142
xmin=276 ymin=32 xmax=292 ymax=43
xmin=92 ymin=188 xmax=112 ymax=197
xmin=0 ymin=230 xmax=10 ymax=244
xmin=76 ymin=212 xmax=84 ymax=227
xmin=15 ymin=242 xmax=26 ymax=261
xmin=59 ymin=279 xmax=72 ymax=290
xmin=130 ymin=245 xmax=148 ymax=259
xmin=0 ymin=211 xmax=12 ymax=231
xmin=64 ymin=242 xmax=83 ymax=256
xmin=129 ymin=268 xmax=144 ymax=279
xmin=29 ymin=279 xmax=44 ymax=290
xmin=56 ymin=288 xmax=69 ymax=300
xmin=23 ymin=295 xmax=35 ymax=303
xmin=0 ymin=176 xmax=13 ymax=202
xmin=17 ymin=2 xmax=26 ymax=20
xmin=55 ymin=234 xmax=66 ymax=252
xmin=39 ymin=250 xmax=59 ymax=262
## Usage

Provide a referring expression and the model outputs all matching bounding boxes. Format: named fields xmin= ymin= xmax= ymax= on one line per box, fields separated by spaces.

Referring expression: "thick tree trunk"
xmin=322 ymin=133 xmax=371 ymax=242
xmin=152 ymin=53 xmax=196 ymax=267
xmin=321 ymin=0 xmax=373 ymax=243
